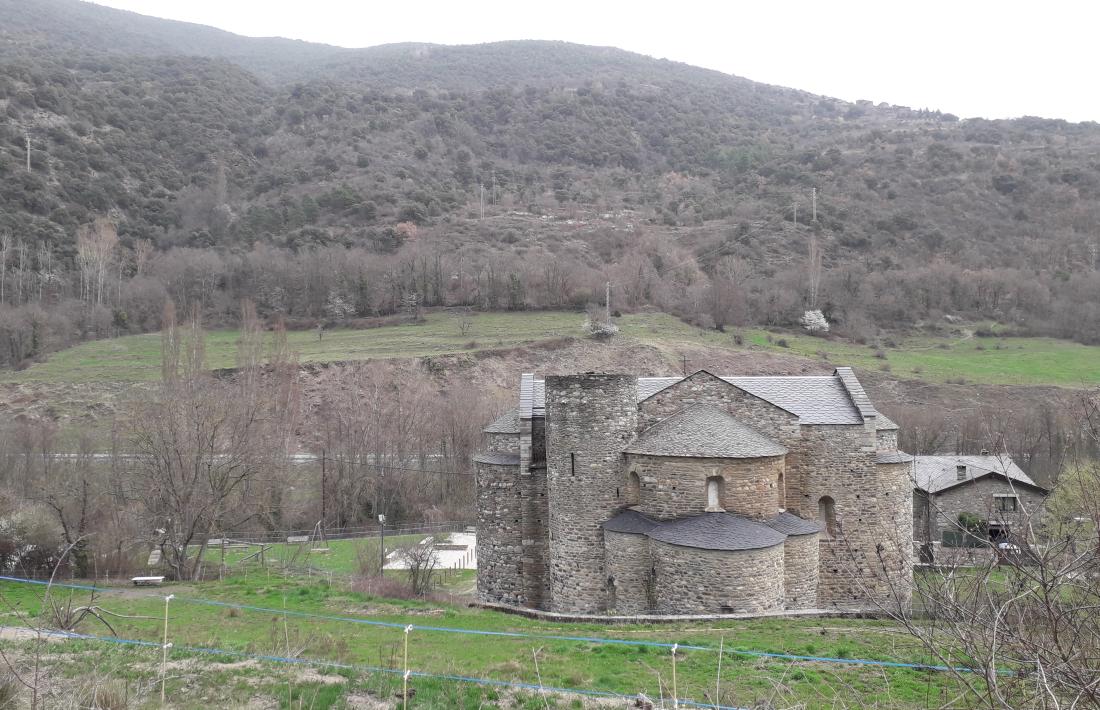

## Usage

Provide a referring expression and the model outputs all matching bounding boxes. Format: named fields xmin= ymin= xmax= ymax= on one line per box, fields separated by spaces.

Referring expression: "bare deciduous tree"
xmin=124 ymin=303 xmax=296 ymax=580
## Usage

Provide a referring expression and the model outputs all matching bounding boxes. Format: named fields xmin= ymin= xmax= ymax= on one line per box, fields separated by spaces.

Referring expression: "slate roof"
xmin=876 ymin=413 xmax=899 ymax=431
xmin=603 ymin=509 xmax=658 ymax=534
xmin=647 ymin=512 xmax=786 ymax=551
xmin=624 ymin=404 xmax=787 ymax=459
xmin=912 ymin=454 xmax=1040 ymax=494
xmin=483 ymin=408 xmax=520 ymax=434
xmin=472 ymin=452 xmax=521 ymax=466
xmin=765 ymin=511 xmax=821 ymax=536
xmin=522 ymin=371 xmax=869 ymax=425
xmin=876 ymin=451 xmax=914 ymax=464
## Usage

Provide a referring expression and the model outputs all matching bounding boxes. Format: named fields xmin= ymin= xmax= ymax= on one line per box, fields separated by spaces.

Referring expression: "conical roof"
xmin=625 ymin=404 xmax=787 ymax=459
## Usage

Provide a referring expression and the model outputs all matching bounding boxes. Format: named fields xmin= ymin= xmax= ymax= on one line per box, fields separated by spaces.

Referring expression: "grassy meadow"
xmin=6 ymin=310 xmax=1099 ymax=388
xmin=0 ymin=572 xmax=967 ymax=709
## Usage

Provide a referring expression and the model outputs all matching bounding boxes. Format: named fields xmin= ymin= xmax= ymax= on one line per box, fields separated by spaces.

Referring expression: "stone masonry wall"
xmin=930 ymin=477 xmax=1046 ymax=544
xmin=782 ymin=533 xmax=819 ymax=609
xmin=545 ymin=374 xmax=638 ymax=613
xmin=519 ymin=464 xmax=549 ymax=607
xmin=625 ymin=453 xmax=784 ymax=520
xmin=604 ymin=531 xmax=651 ymax=613
xmin=475 ymin=460 xmax=523 ymax=605
xmin=876 ymin=429 xmax=898 ymax=451
xmin=638 ymin=371 xmax=803 ymax=510
xmin=796 ymin=425 xmax=912 ymax=610
xmin=485 ymin=432 xmax=519 ymax=454
xmin=651 ymin=540 xmax=784 ymax=614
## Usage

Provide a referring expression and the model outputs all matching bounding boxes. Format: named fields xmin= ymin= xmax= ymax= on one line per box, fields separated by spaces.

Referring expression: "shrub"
xmin=874 ymin=350 xmax=887 ymax=359
xmin=775 ymin=338 xmax=789 ymax=348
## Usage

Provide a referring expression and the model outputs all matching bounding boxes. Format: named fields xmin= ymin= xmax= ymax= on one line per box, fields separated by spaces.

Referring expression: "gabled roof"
xmin=523 ymin=370 xmax=872 ymax=424
xmin=624 ymin=404 xmax=787 ymax=459
xmin=647 ymin=512 xmax=786 ymax=551
xmin=483 ymin=408 xmax=520 ymax=434
xmin=912 ymin=455 xmax=1043 ymax=495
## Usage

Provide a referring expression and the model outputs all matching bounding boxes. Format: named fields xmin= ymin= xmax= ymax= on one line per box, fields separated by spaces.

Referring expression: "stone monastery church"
xmin=474 ymin=369 xmax=913 ymax=616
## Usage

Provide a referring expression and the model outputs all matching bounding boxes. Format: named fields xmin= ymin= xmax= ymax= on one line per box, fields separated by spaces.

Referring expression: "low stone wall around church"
xmin=650 ymin=540 xmax=784 ymax=614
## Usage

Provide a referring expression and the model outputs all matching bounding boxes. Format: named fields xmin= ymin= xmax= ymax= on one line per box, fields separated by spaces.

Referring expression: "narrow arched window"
xmin=706 ymin=476 xmax=725 ymax=512
xmin=626 ymin=471 xmax=641 ymax=506
xmin=777 ymin=469 xmax=786 ymax=512
xmin=818 ymin=495 xmax=837 ymax=538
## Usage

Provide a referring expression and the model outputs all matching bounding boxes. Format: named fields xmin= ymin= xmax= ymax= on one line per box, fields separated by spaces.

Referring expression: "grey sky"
xmin=91 ymin=0 xmax=1096 ymax=122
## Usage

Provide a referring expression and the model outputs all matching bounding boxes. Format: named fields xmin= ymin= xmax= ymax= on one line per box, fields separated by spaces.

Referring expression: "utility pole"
xmin=479 ymin=183 xmax=485 ymax=220
xmin=811 ymin=187 xmax=817 ymax=222
xmin=320 ymin=449 xmax=326 ymax=538
xmin=23 ymin=128 xmax=30 ymax=172
xmin=605 ymin=280 xmax=611 ymax=323
xmin=792 ymin=202 xmax=798 ymax=226
xmin=681 ymin=354 xmax=689 ymax=377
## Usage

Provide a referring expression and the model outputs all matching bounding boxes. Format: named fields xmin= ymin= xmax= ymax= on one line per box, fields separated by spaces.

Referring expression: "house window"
xmin=705 ymin=476 xmax=725 ymax=512
xmin=626 ymin=471 xmax=641 ymax=506
xmin=818 ymin=496 xmax=837 ymax=538
xmin=996 ymin=496 xmax=1019 ymax=512
xmin=956 ymin=465 xmax=967 ymax=481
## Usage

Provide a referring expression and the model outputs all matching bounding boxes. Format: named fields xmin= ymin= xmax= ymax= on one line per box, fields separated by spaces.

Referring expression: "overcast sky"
xmin=90 ymin=0 xmax=1097 ymax=123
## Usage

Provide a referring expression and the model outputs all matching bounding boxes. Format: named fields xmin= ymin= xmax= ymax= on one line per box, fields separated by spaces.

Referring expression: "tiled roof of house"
xmin=624 ymin=404 xmax=787 ymax=459
xmin=472 ymin=452 xmax=521 ymax=466
xmin=483 ymin=408 xmax=520 ymax=434
xmin=603 ymin=508 xmax=659 ymax=535
xmin=764 ymin=511 xmax=821 ymax=536
xmin=912 ymin=454 xmax=1040 ymax=494
xmin=647 ymin=512 xmax=786 ymax=551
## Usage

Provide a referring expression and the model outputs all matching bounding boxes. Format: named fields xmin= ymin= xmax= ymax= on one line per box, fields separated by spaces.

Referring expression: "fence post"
xmin=671 ymin=643 xmax=678 ymax=709
xmin=403 ymin=624 xmax=413 ymax=709
xmin=160 ymin=594 xmax=175 ymax=705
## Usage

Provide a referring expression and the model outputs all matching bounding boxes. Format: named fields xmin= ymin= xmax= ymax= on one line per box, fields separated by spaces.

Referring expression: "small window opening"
xmin=706 ymin=476 xmax=725 ymax=512
xmin=626 ymin=471 xmax=641 ymax=505
xmin=818 ymin=495 xmax=837 ymax=538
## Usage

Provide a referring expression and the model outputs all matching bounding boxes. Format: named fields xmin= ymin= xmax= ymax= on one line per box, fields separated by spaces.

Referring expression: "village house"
xmin=474 ymin=368 xmax=913 ymax=616
xmin=911 ymin=454 xmax=1048 ymax=563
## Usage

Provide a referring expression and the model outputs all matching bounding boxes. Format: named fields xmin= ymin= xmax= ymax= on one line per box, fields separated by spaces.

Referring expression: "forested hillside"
xmin=1 ymin=0 xmax=1099 ymax=368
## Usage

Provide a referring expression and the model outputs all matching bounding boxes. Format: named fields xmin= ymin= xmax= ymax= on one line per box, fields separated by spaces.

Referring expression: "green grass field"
xmin=3 ymin=311 xmax=583 ymax=384
xmin=0 ymin=573 xmax=967 ymax=709
xmin=6 ymin=310 xmax=1099 ymax=388
xmin=621 ymin=313 xmax=1100 ymax=388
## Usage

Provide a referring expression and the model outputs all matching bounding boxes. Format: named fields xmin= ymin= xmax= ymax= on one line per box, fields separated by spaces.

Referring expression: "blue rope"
xmin=0 ymin=574 xmax=991 ymax=674
xmin=43 ymin=629 xmax=748 ymax=710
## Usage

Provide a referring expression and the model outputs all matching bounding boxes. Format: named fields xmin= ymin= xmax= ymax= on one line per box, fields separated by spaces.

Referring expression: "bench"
xmin=131 ymin=576 xmax=165 ymax=587
xmin=286 ymin=535 xmax=310 ymax=544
